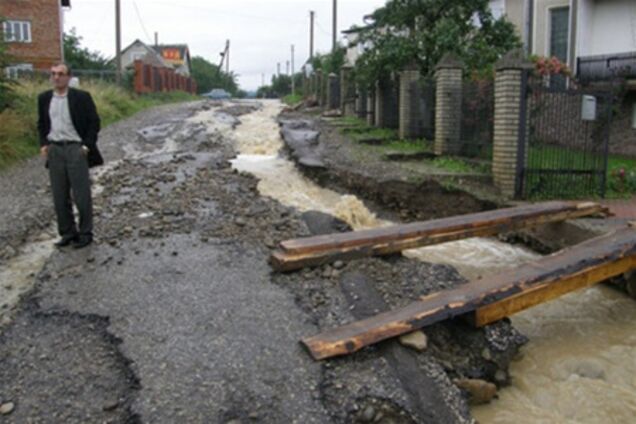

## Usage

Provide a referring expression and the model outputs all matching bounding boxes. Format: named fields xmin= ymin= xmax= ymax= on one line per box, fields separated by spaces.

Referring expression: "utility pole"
xmin=291 ymin=44 xmax=295 ymax=95
xmin=277 ymin=62 xmax=280 ymax=76
xmin=309 ymin=10 xmax=315 ymax=60
xmin=154 ymin=31 xmax=158 ymax=46
xmin=115 ymin=0 xmax=122 ymax=85
xmin=226 ymin=39 xmax=230 ymax=74
xmin=286 ymin=61 xmax=289 ymax=75
xmin=332 ymin=0 xmax=337 ymax=52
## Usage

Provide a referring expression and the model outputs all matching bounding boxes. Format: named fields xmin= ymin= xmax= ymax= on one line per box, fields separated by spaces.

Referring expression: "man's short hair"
xmin=51 ymin=62 xmax=72 ymax=76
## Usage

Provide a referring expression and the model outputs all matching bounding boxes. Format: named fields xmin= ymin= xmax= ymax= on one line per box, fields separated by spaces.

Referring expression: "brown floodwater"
xmin=194 ymin=100 xmax=636 ymax=423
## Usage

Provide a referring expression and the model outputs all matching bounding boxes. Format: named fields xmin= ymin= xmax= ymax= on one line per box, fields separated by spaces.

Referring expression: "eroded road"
xmin=0 ymin=100 xmax=523 ymax=423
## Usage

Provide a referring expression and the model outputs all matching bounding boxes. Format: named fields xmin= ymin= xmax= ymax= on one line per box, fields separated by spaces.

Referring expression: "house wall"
xmin=504 ymin=0 xmax=526 ymax=39
xmin=121 ymin=43 xmax=151 ymax=69
xmin=0 ymin=0 xmax=63 ymax=70
xmin=578 ymin=0 xmax=636 ymax=57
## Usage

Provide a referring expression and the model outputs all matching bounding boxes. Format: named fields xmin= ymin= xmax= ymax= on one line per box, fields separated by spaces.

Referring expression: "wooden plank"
xmin=301 ymin=230 xmax=636 ymax=360
xmin=471 ymin=255 xmax=636 ymax=326
xmin=281 ymin=201 xmax=579 ymax=254
xmin=272 ymin=202 xmax=607 ymax=272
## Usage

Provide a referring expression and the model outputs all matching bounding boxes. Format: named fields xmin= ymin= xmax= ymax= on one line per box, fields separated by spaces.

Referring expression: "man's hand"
xmin=40 ymin=146 xmax=48 ymax=157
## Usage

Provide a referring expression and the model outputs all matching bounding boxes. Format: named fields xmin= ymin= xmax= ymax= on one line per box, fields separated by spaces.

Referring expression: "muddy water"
xmin=473 ymin=285 xmax=636 ymax=423
xmin=192 ymin=100 xmax=636 ymax=422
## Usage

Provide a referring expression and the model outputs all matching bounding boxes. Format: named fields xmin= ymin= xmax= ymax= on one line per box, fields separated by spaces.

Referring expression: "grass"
xmin=525 ymin=143 xmax=636 ymax=198
xmin=282 ymin=93 xmax=303 ymax=106
xmin=0 ymin=80 xmax=198 ymax=171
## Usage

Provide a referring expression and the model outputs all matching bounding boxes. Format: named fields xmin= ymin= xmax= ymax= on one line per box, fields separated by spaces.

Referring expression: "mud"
xmin=278 ymin=116 xmax=498 ymax=222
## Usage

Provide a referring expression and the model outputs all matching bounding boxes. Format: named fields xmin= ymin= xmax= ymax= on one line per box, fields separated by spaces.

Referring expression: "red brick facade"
xmin=0 ymin=0 xmax=64 ymax=70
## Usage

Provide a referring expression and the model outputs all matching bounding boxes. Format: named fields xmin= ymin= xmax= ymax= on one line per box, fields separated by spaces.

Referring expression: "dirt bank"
xmin=278 ymin=113 xmax=500 ymax=222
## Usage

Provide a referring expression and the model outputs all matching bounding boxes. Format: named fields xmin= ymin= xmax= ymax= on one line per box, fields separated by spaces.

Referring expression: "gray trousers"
xmin=48 ymin=143 xmax=93 ymax=239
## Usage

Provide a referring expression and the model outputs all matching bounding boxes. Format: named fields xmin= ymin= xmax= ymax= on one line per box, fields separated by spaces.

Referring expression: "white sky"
xmin=64 ymin=0 xmax=386 ymax=91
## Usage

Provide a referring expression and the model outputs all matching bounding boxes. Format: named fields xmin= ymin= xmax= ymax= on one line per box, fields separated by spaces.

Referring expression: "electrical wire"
xmin=132 ymin=0 xmax=153 ymax=44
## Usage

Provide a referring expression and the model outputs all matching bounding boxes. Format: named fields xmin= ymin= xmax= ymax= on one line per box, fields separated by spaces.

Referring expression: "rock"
xmin=333 ymin=260 xmax=345 ymax=270
xmin=0 ymin=402 xmax=15 ymax=415
xmin=494 ymin=370 xmax=508 ymax=384
xmin=481 ymin=347 xmax=492 ymax=361
xmin=454 ymin=379 xmax=497 ymax=405
xmin=102 ymin=399 xmax=119 ymax=411
xmin=399 ymin=331 xmax=428 ymax=351
xmin=360 ymin=405 xmax=376 ymax=422
xmin=235 ymin=217 xmax=247 ymax=227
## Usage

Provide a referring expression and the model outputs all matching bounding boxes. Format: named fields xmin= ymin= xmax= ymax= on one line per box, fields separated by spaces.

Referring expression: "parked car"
xmin=202 ymin=88 xmax=231 ymax=100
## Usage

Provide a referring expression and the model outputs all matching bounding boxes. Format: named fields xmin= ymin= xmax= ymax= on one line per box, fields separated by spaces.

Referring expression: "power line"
xmin=132 ymin=0 xmax=153 ymax=44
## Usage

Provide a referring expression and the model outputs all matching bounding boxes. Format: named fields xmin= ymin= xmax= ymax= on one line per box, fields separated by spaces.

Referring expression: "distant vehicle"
xmin=202 ymin=89 xmax=231 ymax=100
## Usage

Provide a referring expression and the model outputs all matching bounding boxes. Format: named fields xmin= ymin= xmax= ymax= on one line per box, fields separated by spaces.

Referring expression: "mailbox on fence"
xmin=581 ymin=95 xmax=597 ymax=121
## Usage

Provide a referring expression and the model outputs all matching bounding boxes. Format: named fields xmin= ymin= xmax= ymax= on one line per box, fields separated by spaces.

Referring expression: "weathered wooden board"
xmin=272 ymin=202 xmax=607 ymax=272
xmin=301 ymin=230 xmax=636 ymax=360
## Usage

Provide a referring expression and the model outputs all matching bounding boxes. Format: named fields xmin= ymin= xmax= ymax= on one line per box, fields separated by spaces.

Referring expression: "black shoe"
xmin=73 ymin=236 xmax=93 ymax=249
xmin=54 ymin=235 xmax=78 ymax=248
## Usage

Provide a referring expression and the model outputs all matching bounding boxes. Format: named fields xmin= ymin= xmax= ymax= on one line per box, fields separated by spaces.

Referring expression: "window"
xmin=549 ymin=7 xmax=569 ymax=62
xmin=3 ymin=20 xmax=32 ymax=43
xmin=549 ymin=7 xmax=569 ymax=89
xmin=5 ymin=63 xmax=33 ymax=79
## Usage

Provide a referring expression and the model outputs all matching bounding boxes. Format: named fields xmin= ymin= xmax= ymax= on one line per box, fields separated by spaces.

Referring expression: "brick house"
xmin=0 ymin=0 xmax=71 ymax=74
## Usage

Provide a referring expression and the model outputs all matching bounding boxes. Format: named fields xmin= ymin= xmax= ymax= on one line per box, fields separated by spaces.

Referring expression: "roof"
xmin=119 ymin=39 xmax=171 ymax=68
xmin=152 ymin=44 xmax=191 ymax=60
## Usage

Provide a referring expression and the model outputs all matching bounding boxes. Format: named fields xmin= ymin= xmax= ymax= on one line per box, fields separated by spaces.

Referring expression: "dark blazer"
xmin=37 ymin=87 xmax=104 ymax=167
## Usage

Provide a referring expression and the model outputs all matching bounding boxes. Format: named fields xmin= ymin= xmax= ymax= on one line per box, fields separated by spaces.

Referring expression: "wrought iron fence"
xmin=405 ymin=78 xmax=435 ymax=140
xmin=460 ymin=78 xmax=494 ymax=158
xmin=380 ymin=78 xmax=399 ymax=129
xmin=518 ymin=74 xmax=613 ymax=199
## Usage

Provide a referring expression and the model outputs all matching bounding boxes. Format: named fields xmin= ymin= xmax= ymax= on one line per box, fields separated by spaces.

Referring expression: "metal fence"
xmin=460 ymin=78 xmax=494 ymax=158
xmin=517 ymin=73 xmax=613 ymax=199
xmin=405 ymin=78 xmax=435 ymax=140
xmin=380 ymin=78 xmax=400 ymax=129
xmin=577 ymin=52 xmax=636 ymax=84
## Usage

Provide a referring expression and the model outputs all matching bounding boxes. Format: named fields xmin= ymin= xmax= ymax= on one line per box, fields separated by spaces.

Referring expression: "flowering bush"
xmin=531 ymin=55 xmax=572 ymax=77
xmin=608 ymin=167 xmax=636 ymax=194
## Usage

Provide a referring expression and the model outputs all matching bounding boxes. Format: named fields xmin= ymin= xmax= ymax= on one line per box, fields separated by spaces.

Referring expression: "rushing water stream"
xmin=195 ymin=100 xmax=636 ymax=423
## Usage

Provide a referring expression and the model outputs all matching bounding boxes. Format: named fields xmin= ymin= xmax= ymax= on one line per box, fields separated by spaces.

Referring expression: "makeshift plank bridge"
xmin=268 ymin=202 xmax=636 ymax=361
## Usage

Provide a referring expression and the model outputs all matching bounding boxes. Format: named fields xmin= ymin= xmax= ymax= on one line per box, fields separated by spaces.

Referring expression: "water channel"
xmin=200 ymin=100 xmax=636 ymax=423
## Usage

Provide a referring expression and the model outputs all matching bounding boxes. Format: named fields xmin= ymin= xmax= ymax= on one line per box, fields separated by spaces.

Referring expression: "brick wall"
xmin=0 ymin=0 xmax=63 ymax=70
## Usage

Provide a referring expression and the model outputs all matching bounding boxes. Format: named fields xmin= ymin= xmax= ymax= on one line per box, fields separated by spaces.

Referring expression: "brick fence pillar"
xmin=366 ymin=86 xmax=375 ymax=126
xmin=340 ymin=65 xmax=355 ymax=116
xmin=492 ymin=49 xmax=534 ymax=198
xmin=374 ymin=80 xmax=385 ymax=127
xmin=399 ymin=63 xmax=420 ymax=139
xmin=434 ymin=54 xmax=464 ymax=155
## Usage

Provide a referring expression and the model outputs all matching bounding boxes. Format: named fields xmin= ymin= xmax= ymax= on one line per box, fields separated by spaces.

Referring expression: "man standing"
xmin=37 ymin=63 xmax=103 ymax=249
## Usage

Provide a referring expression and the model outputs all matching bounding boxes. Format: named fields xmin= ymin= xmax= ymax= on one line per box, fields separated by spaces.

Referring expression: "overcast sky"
xmin=64 ymin=0 xmax=387 ymax=91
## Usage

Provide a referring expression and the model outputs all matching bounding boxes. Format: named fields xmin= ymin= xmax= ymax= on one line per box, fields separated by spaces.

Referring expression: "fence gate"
xmin=517 ymin=74 xmax=613 ymax=199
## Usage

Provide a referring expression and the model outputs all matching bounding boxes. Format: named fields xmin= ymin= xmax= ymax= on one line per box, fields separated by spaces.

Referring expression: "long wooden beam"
xmin=301 ymin=230 xmax=636 ymax=360
xmin=272 ymin=202 xmax=607 ymax=272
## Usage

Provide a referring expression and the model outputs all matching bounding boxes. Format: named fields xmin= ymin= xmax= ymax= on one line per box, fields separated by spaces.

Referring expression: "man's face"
xmin=50 ymin=65 xmax=70 ymax=90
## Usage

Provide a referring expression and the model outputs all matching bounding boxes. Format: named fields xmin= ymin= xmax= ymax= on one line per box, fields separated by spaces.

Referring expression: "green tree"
xmin=352 ymin=0 xmax=521 ymax=85
xmin=0 ymin=18 xmax=15 ymax=110
xmin=63 ymin=28 xmax=113 ymax=70
xmin=308 ymin=45 xmax=346 ymax=75
xmin=190 ymin=56 xmax=239 ymax=95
